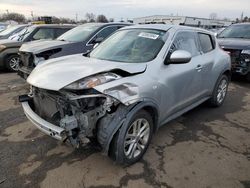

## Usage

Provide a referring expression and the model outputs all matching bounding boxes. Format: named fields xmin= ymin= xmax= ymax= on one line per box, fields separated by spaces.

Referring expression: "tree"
xmin=85 ymin=13 xmax=96 ymax=22
xmin=96 ymin=14 xmax=108 ymax=23
xmin=52 ymin=16 xmax=61 ymax=24
xmin=243 ymin=16 xmax=249 ymax=22
xmin=209 ymin=13 xmax=217 ymax=20
xmin=109 ymin=18 xmax=114 ymax=22
xmin=0 ymin=12 xmax=26 ymax=23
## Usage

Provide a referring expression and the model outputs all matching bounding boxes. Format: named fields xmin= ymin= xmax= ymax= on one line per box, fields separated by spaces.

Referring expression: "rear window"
xmin=198 ymin=33 xmax=214 ymax=53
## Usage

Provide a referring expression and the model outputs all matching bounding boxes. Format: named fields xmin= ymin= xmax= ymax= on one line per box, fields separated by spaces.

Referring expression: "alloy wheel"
xmin=9 ymin=56 xmax=20 ymax=71
xmin=217 ymin=78 xmax=228 ymax=104
xmin=124 ymin=118 xmax=150 ymax=159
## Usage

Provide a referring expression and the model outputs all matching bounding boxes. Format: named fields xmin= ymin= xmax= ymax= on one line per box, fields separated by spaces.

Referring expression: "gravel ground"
xmin=0 ymin=72 xmax=250 ymax=188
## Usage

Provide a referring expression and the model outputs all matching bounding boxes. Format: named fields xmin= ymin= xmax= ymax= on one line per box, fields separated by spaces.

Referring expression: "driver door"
xmin=160 ymin=31 xmax=203 ymax=120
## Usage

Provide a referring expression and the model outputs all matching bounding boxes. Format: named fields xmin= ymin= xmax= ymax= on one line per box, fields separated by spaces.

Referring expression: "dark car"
xmin=0 ymin=24 xmax=28 ymax=39
xmin=0 ymin=24 xmax=74 ymax=71
xmin=217 ymin=23 xmax=250 ymax=81
xmin=18 ymin=23 xmax=131 ymax=79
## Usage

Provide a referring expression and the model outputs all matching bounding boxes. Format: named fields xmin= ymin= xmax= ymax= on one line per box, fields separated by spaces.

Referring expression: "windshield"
xmin=10 ymin=26 xmax=35 ymax=41
xmin=57 ymin=24 xmax=100 ymax=42
xmin=218 ymin=24 xmax=250 ymax=39
xmin=90 ymin=29 xmax=167 ymax=63
xmin=0 ymin=25 xmax=21 ymax=36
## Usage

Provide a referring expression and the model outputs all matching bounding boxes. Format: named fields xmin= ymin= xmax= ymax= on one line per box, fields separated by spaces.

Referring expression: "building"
xmin=133 ymin=15 xmax=233 ymax=29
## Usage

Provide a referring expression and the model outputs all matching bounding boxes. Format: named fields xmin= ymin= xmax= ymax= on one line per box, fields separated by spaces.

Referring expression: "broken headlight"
xmin=64 ymin=73 xmax=121 ymax=90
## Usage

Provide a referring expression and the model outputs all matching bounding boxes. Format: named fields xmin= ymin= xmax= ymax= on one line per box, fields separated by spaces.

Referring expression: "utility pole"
xmin=76 ymin=13 xmax=78 ymax=23
xmin=241 ymin=12 xmax=244 ymax=22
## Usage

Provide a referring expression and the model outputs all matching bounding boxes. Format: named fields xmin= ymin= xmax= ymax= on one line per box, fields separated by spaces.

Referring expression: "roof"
xmin=77 ymin=22 xmax=132 ymax=27
xmin=233 ymin=22 xmax=250 ymax=26
xmin=30 ymin=24 xmax=75 ymax=28
xmin=120 ymin=24 xmax=212 ymax=33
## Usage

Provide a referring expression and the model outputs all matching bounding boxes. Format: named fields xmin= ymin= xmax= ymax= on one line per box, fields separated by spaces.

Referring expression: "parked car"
xmin=18 ymin=23 xmax=131 ymax=79
xmin=0 ymin=24 xmax=74 ymax=71
xmin=0 ymin=24 xmax=28 ymax=39
xmin=19 ymin=24 xmax=231 ymax=165
xmin=217 ymin=23 xmax=250 ymax=81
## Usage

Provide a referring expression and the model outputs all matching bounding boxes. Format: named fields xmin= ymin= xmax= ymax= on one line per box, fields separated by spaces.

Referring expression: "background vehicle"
xmin=20 ymin=25 xmax=231 ymax=165
xmin=0 ymin=24 xmax=28 ymax=39
xmin=217 ymin=23 xmax=250 ymax=81
xmin=18 ymin=23 xmax=131 ymax=79
xmin=0 ymin=24 xmax=74 ymax=71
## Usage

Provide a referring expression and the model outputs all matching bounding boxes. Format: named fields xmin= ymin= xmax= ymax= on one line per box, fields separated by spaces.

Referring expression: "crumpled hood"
xmin=27 ymin=54 xmax=147 ymax=91
xmin=218 ymin=38 xmax=250 ymax=50
xmin=20 ymin=39 xmax=72 ymax=54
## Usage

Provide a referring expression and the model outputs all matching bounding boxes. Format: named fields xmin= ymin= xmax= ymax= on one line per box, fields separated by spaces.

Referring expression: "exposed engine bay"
xmin=27 ymin=86 xmax=120 ymax=147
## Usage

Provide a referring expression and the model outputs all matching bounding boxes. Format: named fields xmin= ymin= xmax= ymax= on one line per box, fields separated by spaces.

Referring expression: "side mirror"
xmin=165 ymin=50 xmax=192 ymax=65
xmin=93 ymin=43 xmax=99 ymax=49
xmin=93 ymin=37 xmax=104 ymax=44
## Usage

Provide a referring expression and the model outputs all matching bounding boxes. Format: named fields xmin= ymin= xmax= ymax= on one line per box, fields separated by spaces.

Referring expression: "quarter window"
xmin=170 ymin=31 xmax=200 ymax=57
xmin=198 ymin=33 xmax=214 ymax=53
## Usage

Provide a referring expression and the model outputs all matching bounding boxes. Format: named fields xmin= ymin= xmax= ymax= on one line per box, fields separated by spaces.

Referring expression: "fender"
xmin=97 ymin=100 xmax=159 ymax=155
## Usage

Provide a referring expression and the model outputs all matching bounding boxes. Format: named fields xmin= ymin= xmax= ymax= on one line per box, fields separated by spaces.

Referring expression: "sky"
xmin=0 ymin=0 xmax=249 ymax=21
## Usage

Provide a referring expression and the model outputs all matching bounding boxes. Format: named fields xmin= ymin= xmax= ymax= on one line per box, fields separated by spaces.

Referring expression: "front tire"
xmin=208 ymin=74 xmax=229 ymax=107
xmin=5 ymin=54 xmax=21 ymax=72
xmin=109 ymin=110 xmax=153 ymax=165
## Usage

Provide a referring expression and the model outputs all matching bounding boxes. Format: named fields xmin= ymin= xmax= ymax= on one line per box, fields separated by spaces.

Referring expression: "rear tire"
xmin=5 ymin=54 xmax=20 ymax=72
xmin=109 ymin=110 xmax=153 ymax=166
xmin=208 ymin=74 xmax=229 ymax=107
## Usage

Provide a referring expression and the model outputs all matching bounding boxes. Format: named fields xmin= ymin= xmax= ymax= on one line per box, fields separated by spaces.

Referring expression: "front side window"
xmin=198 ymin=33 xmax=214 ymax=53
xmin=218 ymin=24 xmax=250 ymax=39
xmin=169 ymin=31 xmax=200 ymax=57
xmin=90 ymin=29 xmax=167 ymax=63
xmin=55 ymin=28 xmax=72 ymax=38
xmin=32 ymin=28 xmax=54 ymax=40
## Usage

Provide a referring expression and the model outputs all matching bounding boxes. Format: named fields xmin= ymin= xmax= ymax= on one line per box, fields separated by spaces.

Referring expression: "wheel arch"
xmin=98 ymin=100 xmax=160 ymax=156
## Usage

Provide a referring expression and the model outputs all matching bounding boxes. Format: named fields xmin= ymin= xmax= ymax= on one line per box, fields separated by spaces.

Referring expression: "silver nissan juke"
xmin=19 ymin=24 xmax=231 ymax=165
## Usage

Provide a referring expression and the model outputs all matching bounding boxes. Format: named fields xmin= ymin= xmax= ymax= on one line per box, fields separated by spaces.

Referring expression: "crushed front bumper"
xmin=21 ymin=101 xmax=65 ymax=140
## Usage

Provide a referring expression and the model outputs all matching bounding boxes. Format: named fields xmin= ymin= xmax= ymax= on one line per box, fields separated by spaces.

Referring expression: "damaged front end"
xmin=20 ymin=85 xmax=121 ymax=147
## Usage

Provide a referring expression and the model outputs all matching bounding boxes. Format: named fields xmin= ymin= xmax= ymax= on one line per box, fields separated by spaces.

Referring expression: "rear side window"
xmin=198 ymin=33 xmax=214 ymax=53
xmin=32 ymin=28 xmax=54 ymax=40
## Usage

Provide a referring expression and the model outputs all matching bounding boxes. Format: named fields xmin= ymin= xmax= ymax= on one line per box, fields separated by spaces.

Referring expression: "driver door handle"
xmin=195 ymin=65 xmax=203 ymax=72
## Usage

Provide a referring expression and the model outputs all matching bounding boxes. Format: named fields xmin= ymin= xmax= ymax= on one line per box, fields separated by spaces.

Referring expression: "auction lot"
xmin=0 ymin=72 xmax=249 ymax=188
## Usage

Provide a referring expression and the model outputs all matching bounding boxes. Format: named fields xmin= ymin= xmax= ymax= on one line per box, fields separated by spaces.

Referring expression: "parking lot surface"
xmin=0 ymin=72 xmax=250 ymax=188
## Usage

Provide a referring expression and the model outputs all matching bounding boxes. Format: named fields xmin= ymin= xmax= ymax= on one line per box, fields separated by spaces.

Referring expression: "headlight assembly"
xmin=64 ymin=72 xmax=121 ymax=90
xmin=0 ymin=45 xmax=6 ymax=52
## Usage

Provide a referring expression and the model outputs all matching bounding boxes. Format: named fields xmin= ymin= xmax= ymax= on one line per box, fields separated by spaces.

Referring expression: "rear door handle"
xmin=195 ymin=65 xmax=203 ymax=72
